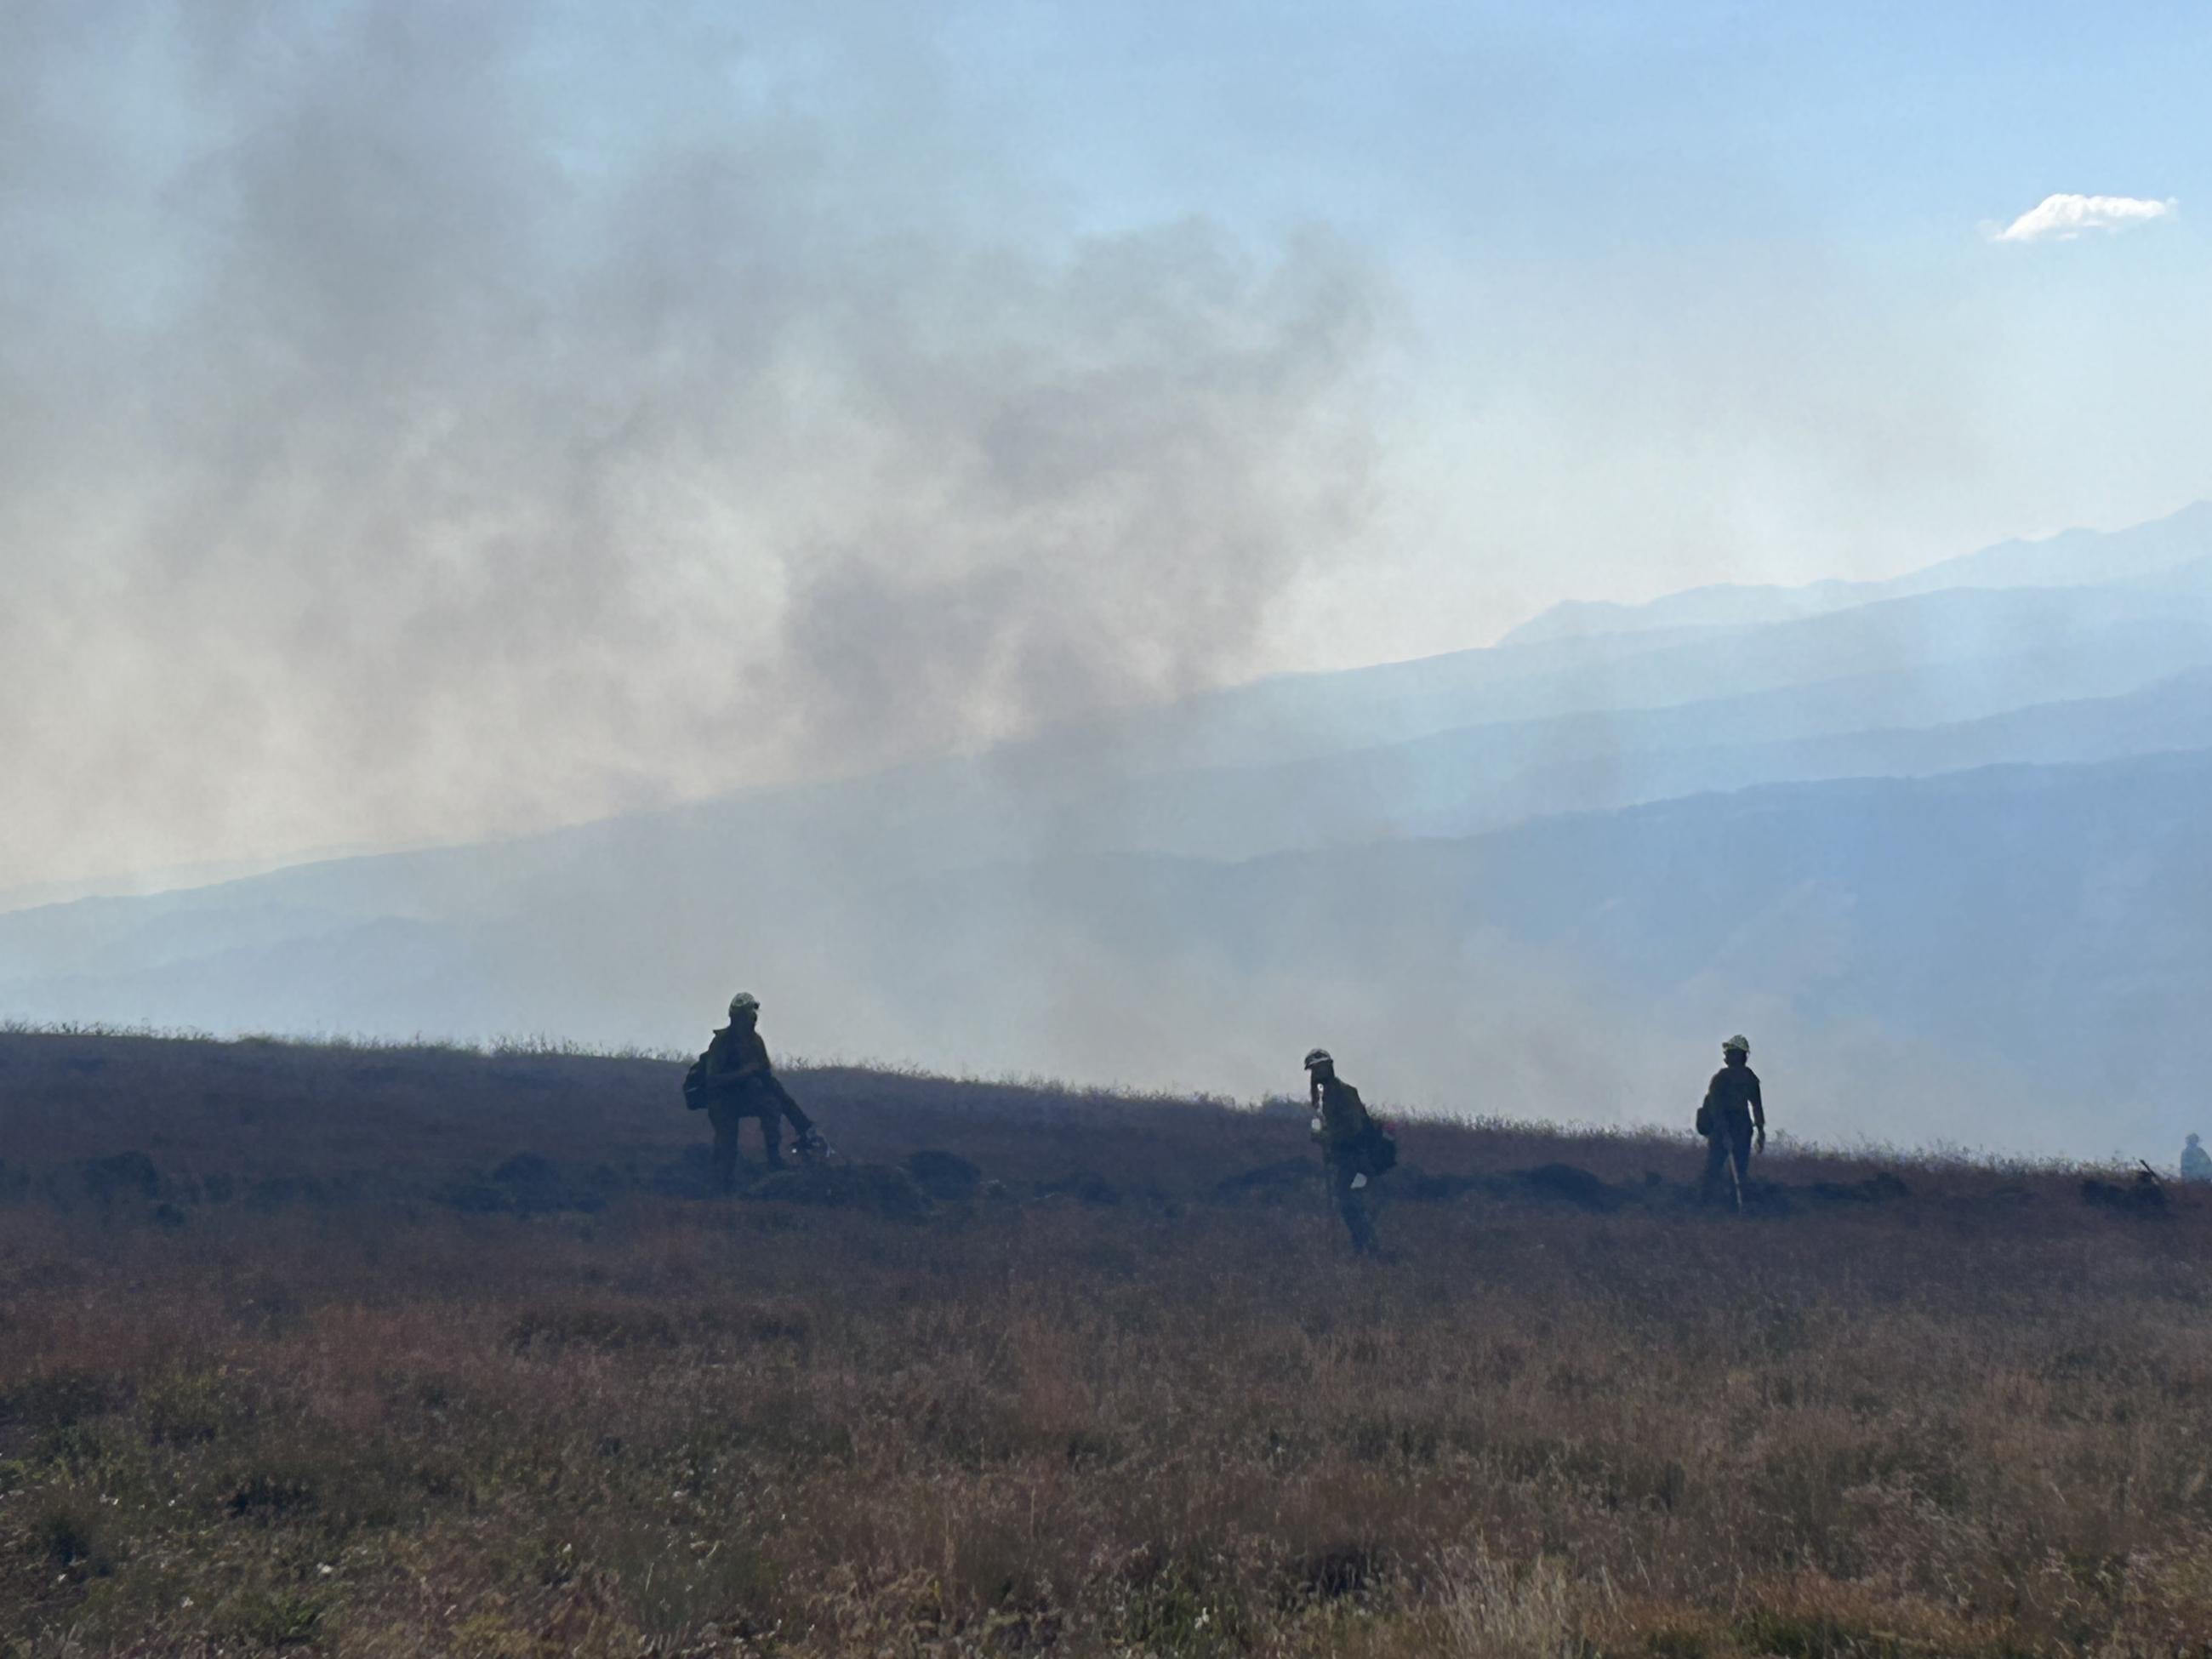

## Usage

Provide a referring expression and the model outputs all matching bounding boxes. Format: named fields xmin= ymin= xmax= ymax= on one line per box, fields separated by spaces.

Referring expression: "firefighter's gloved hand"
xmin=1310 ymin=1116 xmax=1324 ymax=1134
xmin=1350 ymin=1173 xmax=1368 ymax=1190
xmin=1754 ymin=1128 xmax=1766 ymax=1154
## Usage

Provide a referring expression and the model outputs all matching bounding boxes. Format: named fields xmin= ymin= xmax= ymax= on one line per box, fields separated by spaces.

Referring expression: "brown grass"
xmin=3 ymin=1029 xmax=2210 ymax=1656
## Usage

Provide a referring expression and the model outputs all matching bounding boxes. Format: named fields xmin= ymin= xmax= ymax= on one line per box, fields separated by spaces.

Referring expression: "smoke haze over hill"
xmin=3 ymin=4 xmax=1382 ymax=892
xmin=12 ymin=3 xmax=2212 ymax=894
xmin=9 ymin=505 xmax=2212 ymax=1159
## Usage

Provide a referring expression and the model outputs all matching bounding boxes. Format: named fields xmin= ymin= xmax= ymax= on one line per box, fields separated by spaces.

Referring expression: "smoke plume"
xmin=1 ymin=3 xmax=1381 ymax=892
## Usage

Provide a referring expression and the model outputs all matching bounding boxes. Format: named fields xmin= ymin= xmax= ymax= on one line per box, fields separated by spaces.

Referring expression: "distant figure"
xmin=1306 ymin=1047 xmax=1379 ymax=1254
xmin=1697 ymin=1035 xmax=1765 ymax=1206
xmin=2183 ymin=1133 xmax=2212 ymax=1183
xmin=691 ymin=993 xmax=822 ymax=1191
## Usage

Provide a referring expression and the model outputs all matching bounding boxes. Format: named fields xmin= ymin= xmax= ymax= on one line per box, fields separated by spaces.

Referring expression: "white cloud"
xmin=1993 ymin=192 xmax=2177 ymax=243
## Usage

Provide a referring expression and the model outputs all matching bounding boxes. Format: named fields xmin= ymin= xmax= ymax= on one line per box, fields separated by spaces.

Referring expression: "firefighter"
xmin=693 ymin=993 xmax=823 ymax=1190
xmin=1305 ymin=1047 xmax=1379 ymax=1253
xmin=1698 ymin=1035 xmax=1764 ymax=1205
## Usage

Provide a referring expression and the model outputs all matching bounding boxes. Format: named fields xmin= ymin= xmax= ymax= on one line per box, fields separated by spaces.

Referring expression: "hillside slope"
xmin=6 ymin=1030 xmax=2210 ymax=1656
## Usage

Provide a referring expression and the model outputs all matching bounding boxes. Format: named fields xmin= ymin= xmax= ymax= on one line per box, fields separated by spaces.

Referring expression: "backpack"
xmin=1358 ymin=1120 xmax=1398 ymax=1177
xmin=681 ymin=1052 xmax=710 ymax=1111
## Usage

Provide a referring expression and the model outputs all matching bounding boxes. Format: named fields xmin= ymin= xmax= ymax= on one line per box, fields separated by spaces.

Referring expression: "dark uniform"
xmin=1313 ymin=1074 xmax=1379 ymax=1253
xmin=701 ymin=1022 xmax=815 ymax=1189
xmin=1700 ymin=1059 xmax=1764 ymax=1201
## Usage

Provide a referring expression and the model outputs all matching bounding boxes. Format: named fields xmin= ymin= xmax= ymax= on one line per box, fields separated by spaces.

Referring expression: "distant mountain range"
xmin=7 ymin=502 xmax=2211 ymax=1158
xmin=1499 ymin=499 xmax=2212 ymax=646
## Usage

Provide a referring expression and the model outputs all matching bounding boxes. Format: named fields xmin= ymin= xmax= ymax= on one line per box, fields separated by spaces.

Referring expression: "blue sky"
xmin=956 ymin=3 xmax=2207 ymax=251
xmin=4 ymin=0 xmax=2209 ymax=883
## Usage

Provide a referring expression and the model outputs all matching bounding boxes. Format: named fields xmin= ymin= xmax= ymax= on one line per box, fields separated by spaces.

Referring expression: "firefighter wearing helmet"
xmin=687 ymin=992 xmax=825 ymax=1190
xmin=1696 ymin=1035 xmax=1765 ymax=1205
xmin=1305 ymin=1046 xmax=1382 ymax=1253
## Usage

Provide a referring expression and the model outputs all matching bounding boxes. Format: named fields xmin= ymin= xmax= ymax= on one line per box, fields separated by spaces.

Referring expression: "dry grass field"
xmin=3 ymin=1028 xmax=2211 ymax=1656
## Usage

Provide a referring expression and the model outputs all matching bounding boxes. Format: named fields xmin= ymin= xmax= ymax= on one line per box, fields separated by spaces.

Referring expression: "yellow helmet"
xmin=1722 ymin=1035 xmax=1750 ymax=1055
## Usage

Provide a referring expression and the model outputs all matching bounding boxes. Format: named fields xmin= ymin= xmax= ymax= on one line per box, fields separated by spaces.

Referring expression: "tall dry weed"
xmin=1431 ymin=1545 xmax=1596 ymax=1659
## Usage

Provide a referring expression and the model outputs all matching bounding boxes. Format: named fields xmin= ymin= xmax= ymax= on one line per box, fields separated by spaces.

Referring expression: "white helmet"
xmin=729 ymin=992 xmax=761 ymax=1018
xmin=1722 ymin=1035 xmax=1750 ymax=1055
xmin=1303 ymin=1047 xmax=1334 ymax=1071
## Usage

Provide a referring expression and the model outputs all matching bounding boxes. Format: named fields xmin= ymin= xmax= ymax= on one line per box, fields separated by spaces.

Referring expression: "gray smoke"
xmin=1 ymin=3 xmax=1382 ymax=892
